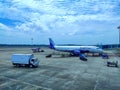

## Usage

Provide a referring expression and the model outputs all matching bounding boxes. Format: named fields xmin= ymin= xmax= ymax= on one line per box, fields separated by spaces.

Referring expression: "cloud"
xmin=0 ymin=0 xmax=120 ymax=44
xmin=0 ymin=23 xmax=11 ymax=31
xmin=1 ymin=0 xmax=119 ymax=21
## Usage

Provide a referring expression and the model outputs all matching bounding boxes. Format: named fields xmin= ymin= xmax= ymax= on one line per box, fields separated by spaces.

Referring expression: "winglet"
xmin=49 ymin=38 xmax=55 ymax=49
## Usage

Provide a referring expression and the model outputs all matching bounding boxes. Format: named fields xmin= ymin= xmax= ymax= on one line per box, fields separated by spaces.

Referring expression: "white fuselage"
xmin=49 ymin=38 xmax=103 ymax=55
xmin=54 ymin=45 xmax=103 ymax=53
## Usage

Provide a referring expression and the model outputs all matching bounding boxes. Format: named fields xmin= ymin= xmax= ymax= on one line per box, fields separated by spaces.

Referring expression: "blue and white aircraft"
xmin=49 ymin=38 xmax=103 ymax=56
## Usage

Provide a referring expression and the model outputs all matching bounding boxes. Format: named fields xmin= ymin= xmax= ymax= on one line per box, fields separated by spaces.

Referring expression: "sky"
xmin=0 ymin=0 xmax=120 ymax=45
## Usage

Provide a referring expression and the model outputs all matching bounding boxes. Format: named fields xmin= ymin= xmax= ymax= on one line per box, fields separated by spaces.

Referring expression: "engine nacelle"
xmin=72 ymin=50 xmax=80 ymax=55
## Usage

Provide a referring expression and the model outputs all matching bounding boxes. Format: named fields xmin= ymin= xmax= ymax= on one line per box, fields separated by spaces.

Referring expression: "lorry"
xmin=12 ymin=54 xmax=39 ymax=68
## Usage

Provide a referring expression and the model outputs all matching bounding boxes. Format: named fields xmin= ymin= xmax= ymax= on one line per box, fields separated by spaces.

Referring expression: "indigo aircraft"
xmin=49 ymin=38 xmax=103 ymax=56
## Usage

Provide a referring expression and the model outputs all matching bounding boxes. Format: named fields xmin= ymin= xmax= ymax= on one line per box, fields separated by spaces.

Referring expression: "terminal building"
xmin=101 ymin=44 xmax=120 ymax=49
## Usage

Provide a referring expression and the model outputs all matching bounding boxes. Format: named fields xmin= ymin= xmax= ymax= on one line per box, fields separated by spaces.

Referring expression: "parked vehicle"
xmin=79 ymin=53 xmax=87 ymax=61
xmin=102 ymin=53 xmax=109 ymax=59
xmin=107 ymin=61 xmax=118 ymax=67
xmin=12 ymin=54 xmax=39 ymax=68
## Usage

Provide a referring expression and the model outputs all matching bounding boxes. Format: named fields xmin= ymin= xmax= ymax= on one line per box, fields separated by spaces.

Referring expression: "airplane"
xmin=49 ymin=38 xmax=103 ymax=56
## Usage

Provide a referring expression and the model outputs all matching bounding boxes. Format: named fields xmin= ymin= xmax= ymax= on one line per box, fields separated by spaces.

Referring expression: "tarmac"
xmin=0 ymin=46 xmax=120 ymax=90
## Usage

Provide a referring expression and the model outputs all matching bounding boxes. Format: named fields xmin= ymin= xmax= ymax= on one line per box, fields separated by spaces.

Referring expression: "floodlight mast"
xmin=31 ymin=38 xmax=33 ymax=45
xmin=117 ymin=26 xmax=120 ymax=45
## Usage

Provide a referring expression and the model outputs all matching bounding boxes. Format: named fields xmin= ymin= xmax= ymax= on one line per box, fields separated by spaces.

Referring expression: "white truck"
xmin=12 ymin=54 xmax=39 ymax=68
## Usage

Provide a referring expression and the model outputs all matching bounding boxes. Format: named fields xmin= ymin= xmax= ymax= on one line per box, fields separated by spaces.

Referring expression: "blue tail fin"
xmin=49 ymin=38 xmax=55 ymax=49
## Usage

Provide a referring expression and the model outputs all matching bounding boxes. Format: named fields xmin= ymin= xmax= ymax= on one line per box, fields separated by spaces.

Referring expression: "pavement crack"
xmin=94 ymin=79 xmax=99 ymax=90
xmin=0 ymin=75 xmax=52 ymax=90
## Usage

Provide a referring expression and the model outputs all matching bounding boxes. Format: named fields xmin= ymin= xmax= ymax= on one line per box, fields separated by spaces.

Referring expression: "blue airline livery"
xmin=49 ymin=38 xmax=103 ymax=55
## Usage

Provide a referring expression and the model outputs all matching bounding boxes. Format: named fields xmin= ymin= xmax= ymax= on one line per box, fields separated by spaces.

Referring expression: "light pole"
xmin=31 ymin=38 xmax=33 ymax=45
xmin=117 ymin=26 xmax=120 ymax=45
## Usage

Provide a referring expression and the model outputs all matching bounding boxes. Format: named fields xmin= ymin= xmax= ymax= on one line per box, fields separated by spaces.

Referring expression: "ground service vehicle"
xmin=12 ymin=54 xmax=39 ymax=68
